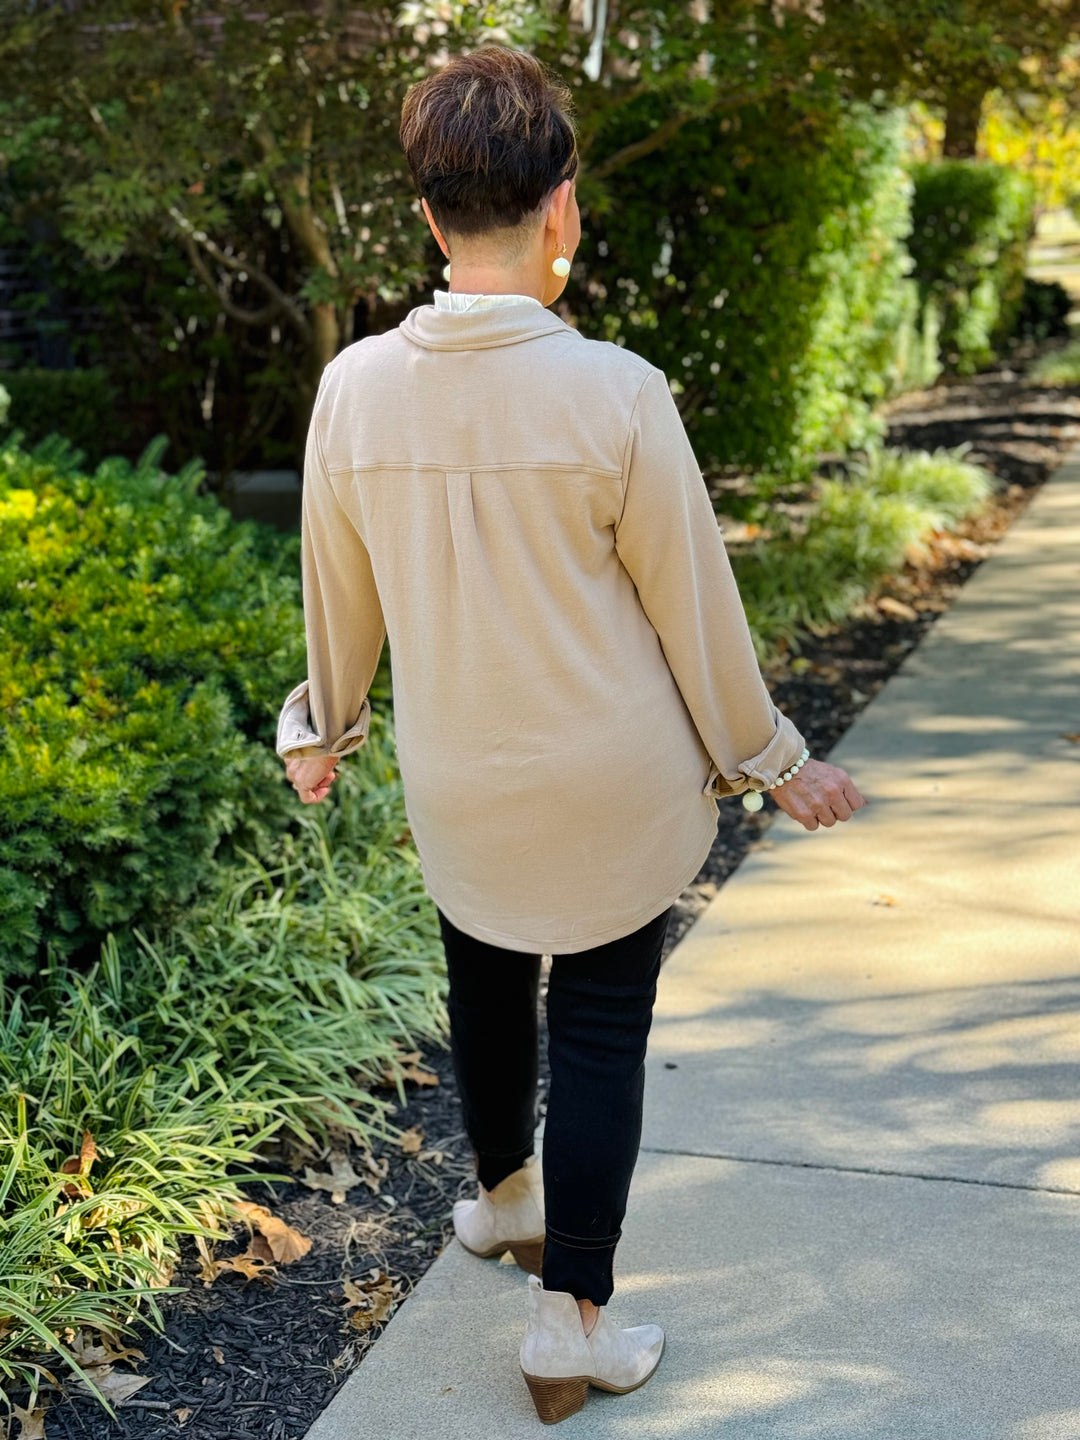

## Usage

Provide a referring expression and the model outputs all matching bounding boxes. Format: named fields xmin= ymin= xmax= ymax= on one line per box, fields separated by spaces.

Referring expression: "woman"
xmin=277 ymin=45 xmax=866 ymax=1425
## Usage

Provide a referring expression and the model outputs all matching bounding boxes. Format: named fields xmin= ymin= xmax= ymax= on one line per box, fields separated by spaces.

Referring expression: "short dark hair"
xmin=399 ymin=45 xmax=578 ymax=240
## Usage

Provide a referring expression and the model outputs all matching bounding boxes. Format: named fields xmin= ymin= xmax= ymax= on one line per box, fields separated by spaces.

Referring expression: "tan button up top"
xmin=276 ymin=291 xmax=807 ymax=954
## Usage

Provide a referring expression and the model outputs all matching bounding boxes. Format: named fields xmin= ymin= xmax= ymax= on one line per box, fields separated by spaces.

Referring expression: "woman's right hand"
xmin=767 ymin=758 xmax=867 ymax=831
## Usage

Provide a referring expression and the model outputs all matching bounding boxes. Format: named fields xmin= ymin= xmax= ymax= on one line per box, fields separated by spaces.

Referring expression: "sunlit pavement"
xmin=306 ymin=444 xmax=1080 ymax=1440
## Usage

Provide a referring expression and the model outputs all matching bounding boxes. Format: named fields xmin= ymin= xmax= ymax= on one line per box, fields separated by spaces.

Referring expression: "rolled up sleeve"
xmin=276 ymin=371 xmax=386 ymax=762
xmin=614 ymin=368 xmax=806 ymax=799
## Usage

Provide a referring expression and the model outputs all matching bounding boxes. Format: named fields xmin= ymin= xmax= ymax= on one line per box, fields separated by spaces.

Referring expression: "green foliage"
xmin=3 ymin=1 xmax=1067 ymax=472
xmin=574 ymin=97 xmax=917 ymax=481
xmin=889 ymin=277 xmax=944 ymax=395
xmin=128 ymin=724 xmax=448 ymax=1142
xmin=0 ymin=744 xmax=447 ymax=1400
xmin=734 ymin=442 xmax=998 ymax=659
xmin=1013 ymin=277 xmax=1074 ymax=345
xmin=0 ymin=368 xmax=131 ymax=470
xmin=0 ymin=1038 xmax=257 ymax=1407
xmin=0 ymin=0 xmax=538 ymax=464
xmin=1025 ymin=337 xmax=1080 ymax=386
xmin=0 ymin=432 xmax=317 ymax=976
xmin=907 ymin=159 xmax=1037 ymax=374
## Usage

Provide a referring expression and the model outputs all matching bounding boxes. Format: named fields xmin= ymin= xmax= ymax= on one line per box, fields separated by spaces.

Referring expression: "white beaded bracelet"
xmin=741 ymin=748 xmax=811 ymax=812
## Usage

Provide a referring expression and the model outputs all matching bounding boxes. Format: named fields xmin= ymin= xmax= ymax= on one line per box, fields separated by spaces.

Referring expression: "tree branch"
xmin=586 ymin=79 xmax=792 ymax=182
xmin=168 ymin=204 xmax=312 ymax=342
xmin=177 ymin=230 xmax=283 ymax=327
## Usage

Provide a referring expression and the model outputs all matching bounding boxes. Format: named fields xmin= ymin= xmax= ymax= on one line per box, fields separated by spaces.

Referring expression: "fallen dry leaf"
xmin=70 ymin=1334 xmax=146 ymax=1369
xmin=301 ymin=1153 xmax=367 ymax=1204
xmin=212 ymin=1347 xmax=225 ymax=1365
xmin=174 ymin=1408 xmax=193 ymax=1426
xmin=876 ymin=596 xmax=919 ymax=622
xmin=78 ymin=1130 xmax=100 ymax=1175
xmin=342 ymin=1270 xmax=399 ymax=1331
xmin=197 ymin=1240 xmax=276 ymax=1286
xmin=1062 ymin=733 xmax=1080 ymax=744
xmin=398 ymin=1127 xmax=423 ymax=1155
xmin=148 ymin=1257 xmax=176 ymax=1289
xmin=13 ymin=1404 xmax=47 ymax=1439
xmin=931 ymin=534 xmax=989 ymax=561
xmin=249 ymin=1233 xmax=275 ymax=1264
xmin=84 ymin=1197 xmax=149 ymax=1230
xmin=59 ymin=1130 xmax=100 ymax=1198
xmin=872 ymin=893 xmax=898 ymax=907
xmin=358 ymin=1151 xmax=389 ymax=1194
xmin=380 ymin=1050 xmax=439 ymax=1088
xmin=58 ymin=1170 xmax=91 ymax=1201
xmin=233 ymin=1201 xmax=312 ymax=1265
xmin=70 ymin=1368 xmax=153 ymax=1405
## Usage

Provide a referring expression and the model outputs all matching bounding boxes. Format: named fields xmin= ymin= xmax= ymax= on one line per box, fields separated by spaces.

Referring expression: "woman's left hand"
xmin=284 ymin=754 xmax=340 ymax=803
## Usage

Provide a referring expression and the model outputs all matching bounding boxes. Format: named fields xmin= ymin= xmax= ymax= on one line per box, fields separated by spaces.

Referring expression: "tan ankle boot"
xmin=518 ymin=1273 xmax=665 ymax=1424
xmin=452 ymin=1155 xmax=545 ymax=1275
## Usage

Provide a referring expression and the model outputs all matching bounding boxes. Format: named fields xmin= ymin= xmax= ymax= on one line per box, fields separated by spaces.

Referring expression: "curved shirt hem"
xmin=424 ymin=823 xmax=717 ymax=956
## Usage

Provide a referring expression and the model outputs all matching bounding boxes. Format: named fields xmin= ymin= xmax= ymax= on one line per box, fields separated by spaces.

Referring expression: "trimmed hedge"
xmin=907 ymin=159 xmax=1037 ymax=374
xmin=574 ymin=98 xmax=918 ymax=481
xmin=0 ymin=431 xmax=328 ymax=977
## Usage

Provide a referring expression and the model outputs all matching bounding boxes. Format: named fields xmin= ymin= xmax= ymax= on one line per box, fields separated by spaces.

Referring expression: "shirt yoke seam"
xmin=327 ymin=461 xmax=622 ymax=479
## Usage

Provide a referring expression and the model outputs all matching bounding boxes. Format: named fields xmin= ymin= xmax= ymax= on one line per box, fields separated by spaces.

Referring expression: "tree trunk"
xmin=942 ymin=82 xmax=988 ymax=159
xmin=294 ymin=302 xmax=342 ymax=474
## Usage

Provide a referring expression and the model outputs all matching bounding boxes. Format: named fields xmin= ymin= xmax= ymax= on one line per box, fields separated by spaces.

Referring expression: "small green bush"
xmin=1025 ymin=338 xmax=1080 ymax=386
xmin=907 ymin=160 xmax=1037 ymax=375
xmin=0 ymin=431 xmax=316 ymax=976
xmin=575 ymin=98 xmax=917 ymax=481
xmin=0 ymin=368 xmax=131 ymax=470
xmin=0 ymin=741 xmax=446 ymax=1405
xmin=888 ymin=281 xmax=943 ymax=396
xmin=735 ymin=442 xmax=998 ymax=659
xmin=1013 ymin=277 xmax=1074 ymax=345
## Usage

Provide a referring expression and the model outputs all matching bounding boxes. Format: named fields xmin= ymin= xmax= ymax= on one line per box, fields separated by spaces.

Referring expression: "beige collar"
xmin=400 ymin=299 xmax=577 ymax=351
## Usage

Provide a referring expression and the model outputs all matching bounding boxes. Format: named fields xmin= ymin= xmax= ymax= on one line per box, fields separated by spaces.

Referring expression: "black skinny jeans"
xmin=437 ymin=903 xmax=672 ymax=1306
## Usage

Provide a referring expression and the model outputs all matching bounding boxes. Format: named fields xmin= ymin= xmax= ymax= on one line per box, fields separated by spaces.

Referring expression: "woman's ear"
xmin=421 ymin=198 xmax=450 ymax=259
xmin=545 ymin=179 xmax=573 ymax=246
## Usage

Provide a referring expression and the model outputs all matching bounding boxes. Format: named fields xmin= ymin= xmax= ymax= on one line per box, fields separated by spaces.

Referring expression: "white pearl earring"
xmin=442 ymin=262 xmax=452 ymax=281
xmin=551 ymin=244 xmax=570 ymax=278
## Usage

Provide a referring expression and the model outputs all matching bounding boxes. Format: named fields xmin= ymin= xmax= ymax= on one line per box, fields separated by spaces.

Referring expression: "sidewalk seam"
xmin=639 ymin=1144 xmax=1080 ymax=1197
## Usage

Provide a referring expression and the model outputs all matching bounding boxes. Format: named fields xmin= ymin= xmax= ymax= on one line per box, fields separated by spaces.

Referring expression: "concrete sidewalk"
xmin=306 ymin=451 xmax=1080 ymax=1440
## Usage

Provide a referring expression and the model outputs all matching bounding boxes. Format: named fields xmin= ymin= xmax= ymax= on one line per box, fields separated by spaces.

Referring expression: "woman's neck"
xmin=444 ymin=251 xmax=561 ymax=307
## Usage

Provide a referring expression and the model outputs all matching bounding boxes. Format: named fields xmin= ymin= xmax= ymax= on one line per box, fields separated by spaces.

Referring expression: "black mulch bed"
xmin=34 ymin=357 xmax=1080 ymax=1440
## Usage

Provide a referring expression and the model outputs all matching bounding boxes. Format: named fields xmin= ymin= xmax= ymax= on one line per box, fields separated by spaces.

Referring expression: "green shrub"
xmin=1025 ymin=337 xmax=1080 ymax=386
xmin=1013 ymin=277 xmax=1074 ymax=345
xmin=0 ymin=368 xmax=131 ymax=470
xmin=127 ymin=722 xmax=447 ymax=1140
xmin=889 ymin=280 xmax=943 ymax=396
xmin=0 ymin=1039 xmax=258 ymax=1408
xmin=574 ymin=98 xmax=916 ymax=481
xmin=907 ymin=160 xmax=1037 ymax=375
xmin=0 ymin=739 xmax=446 ymax=1404
xmin=735 ymin=442 xmax=998 ymax=659
xmin=0 ymin=198 xmax=309 ymax=478
xmin=0 ymin=431 xmax=320 ymax=976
